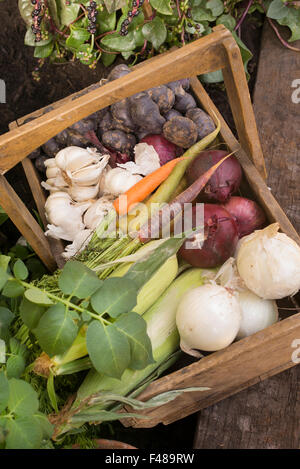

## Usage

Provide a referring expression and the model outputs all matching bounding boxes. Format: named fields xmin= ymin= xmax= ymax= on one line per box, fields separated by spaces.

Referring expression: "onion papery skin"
xmin=223 ymin=196 xmax=266 ymax=238
xmin=140 ymin=134 xmax=182 ymax=165
xmin=179 ymin=204 xmax=239 ymax=268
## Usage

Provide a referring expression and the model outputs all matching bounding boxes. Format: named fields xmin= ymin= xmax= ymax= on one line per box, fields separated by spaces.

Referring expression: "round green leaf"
xmin=6 ymin=355 xmax=26 ymax=380
xmin=8 ymin=378 xmax=39 ymax=417
xmin=142 ymin=17 xmax=167 ymax=50
xmin=0 ymin=307 xmax=14 ymax=341
xmin=33 ymin=303 xmax=78 ymax=357
xmin=66 ymin=28 xmax=90 ymax=49
xmin=0 ymin=372 xmax=9 ymax=413
xmin=19 ymin=298 xmax=45 ymax=331
xmin=86 ymin=320 xmax=130 ymax=379
xmin=2 ymin=281 xmax=25 ymax=299
xmin=216 ymin=13 xmax=236 ymax=31
xmin=150 ymin=0 xmax=172 ymax=15
xmin=24 ymin=288 xmax=53 ymax=306
xmin=5 ymin=417 xmax=43 ymax=449
xmin=91 ymin=277 xmax=138 ymax=318
xmin=97 ymin=10 xmax=117 ymax=33
xmin=101 ymin=31 xmax=137 ymax=52
xmin=58 ymin=260 xmax=103 ymax=299
xmin=34 ymin=42 xmax=54 ymax=58
xmin=13 ymin=259 xmax=28 ymax=281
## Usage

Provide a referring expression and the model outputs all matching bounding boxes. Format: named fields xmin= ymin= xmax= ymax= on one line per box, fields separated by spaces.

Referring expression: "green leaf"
xmin=6 ymin=355 xmax=26 ymax=379
xmin=267 ymin=0 xmax=287 ymax=19
xmin=59 ymin=260 xmax=103 ymax=299
xmin=8 ymin=378 xmax=39 ymax=417
xmin=142 ymin=17 xmax=167 ymax=50
xmin=19 ymin=298 xmax=45 ymax=330
xmin=0 ymin=268 xmax=9 ymax=291
xmin=13 ymin=259 xmax=28 ymax=281
xmin=0 ymin=372 xmax=9 ymax=413
xmin=66 ymin=28 xmax=90 ymax=49
xmin=2 ymin=280 xmax=25 ymax=299
xmin=150 ymin=0 xmax=173 ymax=15
xmin=24 ymin=288 xmax=53 ymax=306
xmin=216 ymin=13 xmax=236 ymax=30
xmin=24 ymin=29 xmax=53 ymax=47
xmin=34 ymin=303 xmax=78 ymax=357
xmin=101 ymin=30 xmax=137 ymax=52
xmin=201 ymin=69 xmax=224 ymax=83
xmin=97 ymin=9 xmax=117 ymax=33
xmin=114 ymin=313 xmax=154 ymax=369
xmin=86 ymin=320 xmax=130 ymax=378
xmin=34 ymin=42 xmax=54 ymax=58
xmin=232 ymin=31 xmax=253 ymax=80
xmin=18 ymin=0 xmax=34 ymax=25
xmin=267 ymin=0 xmax=300 ymax=42
xmin=48 ymin=0 xmax=61 ymax=28
xmin=0 ymin=255 xmax=11 ymax=272
xmin=5 ymin=417 xmax=43 ymax=449
xmin=101 ymin=52 xmax=117 ymax=66
xmin=57 ymin=0 xmax=80 ymax=25
xmin=91 ymin=277 xmax=138 ymax=318
xmin=206 ymin=0 xmax=224 ymax=16
xmin=47 ymin=373 xmax=58 ymax=413
xmin=33 ymin=412 xmax=53 ymax=440
xmin=124 ymin=237 xmax=185 ymax=290
xmin=103 ymin=0 xmax=127 ymax=14
xmin=0 ymin=307 xmax=14 ymax=341
xmin=191 ymin=5 xmax=215 ymax=22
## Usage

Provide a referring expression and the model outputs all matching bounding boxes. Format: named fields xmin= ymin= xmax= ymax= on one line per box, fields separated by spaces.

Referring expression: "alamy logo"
xmin=0 ymin=80 xmax=5 ymax=103
xmin=291 ymin=79 xmax=300 ymax=104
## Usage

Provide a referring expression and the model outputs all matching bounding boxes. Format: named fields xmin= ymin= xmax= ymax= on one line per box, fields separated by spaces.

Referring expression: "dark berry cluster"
xmin=87 ymin=1 xmax=98 ymax=35
xmin=31 ymin=0 xmax=44 ymax=42
xmin=120 ymin=0 xmax=144 ymax=36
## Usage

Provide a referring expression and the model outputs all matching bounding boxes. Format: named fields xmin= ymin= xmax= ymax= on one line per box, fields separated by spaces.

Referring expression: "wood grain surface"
xmin=194 ymin=22 xmax=300 ymax=450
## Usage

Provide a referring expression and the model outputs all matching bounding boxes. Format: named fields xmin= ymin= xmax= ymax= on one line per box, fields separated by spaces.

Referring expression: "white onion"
xmin=236 ymin=223 xmax=300 ymax=299
xmin=175 ymin=283 xmax=242 ymax=355
xmin=236 ymin=290 xmax=278 ymax=339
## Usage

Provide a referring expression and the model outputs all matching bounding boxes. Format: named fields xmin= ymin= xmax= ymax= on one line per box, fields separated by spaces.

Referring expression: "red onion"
xmin=223 ymin=196 xmax=266 ymax=238
xmin=179 ymin=204 xmax=239 ymax=268
xmin=186 ymin=150 xmax=242 ymax=203
xmin=140 ymin=134 xmax=182 ymax=165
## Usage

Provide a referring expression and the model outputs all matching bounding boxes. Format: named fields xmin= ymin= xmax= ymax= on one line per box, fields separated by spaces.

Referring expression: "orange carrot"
xmin=113 ymin=156 xmax=187 ymax=216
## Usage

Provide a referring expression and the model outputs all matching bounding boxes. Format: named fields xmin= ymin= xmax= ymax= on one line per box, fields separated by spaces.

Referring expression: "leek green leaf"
xmin=86 ymin=320 xmax=130 ymax=379
xmin=2 ymin=280 xmax=25 ymax=298
xmin=34 ymin=304 xmax=78 ymax=357
xmin=19 ymin=298 xmax=45 ymax=330
xmin=91 ymin=277 xmax=138 ymax=318
xmin=0 ymin=372 xmax=9 ymax=413
xmin=124 ymin=237 xmax=185 ymax=289
xmin=13 ymin=259 xmax=28 ymax=281
xmin=5 ymin=417 xmax=42 ymax=449
xmin=114 ymin=313 xmax=154 ymax=369
xmin=59 ymin=260 xmax=103 ymax=299
xmin=8 ymin=378 xmax=39 ymax=416
xmin=24 ymin=288 xmax=53 ymax=306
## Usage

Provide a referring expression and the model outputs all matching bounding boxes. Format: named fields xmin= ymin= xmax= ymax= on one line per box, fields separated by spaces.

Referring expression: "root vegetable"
xmin=98 ymin=110 xmax=114 ymax=136
xmin=167 ymin=79 xmax=190 ymax=96
xmin=186 ymin=150 xmax=242 ymax=203
xmin=174 ymin=92 xmax=197 ymax=113
xmin=186 ymin=108 xmax=216 ymax=140
xmin=179 ymin=204 xmax=239 ymax=268
xmin=110 ymin=99 xmax=136 ymax=133
xmin=42 ymin=138 xmax=61 ymax=158
xmin=148 ymin=85 xmax=175 ymax=114
xmin=129 ymin=92 xmax=166 ymax=134
xmin=107 ymin=64 xmax=131 ymax=82
xmin=102 ymin=130 xmax=136 ymax=153
xmin=69 ymin=119 xmax=96 ymax=135
xmin=163 ymin=116 xmax=198 ymax=148
xmin=163 ymin=109 xmax=182 ymax=121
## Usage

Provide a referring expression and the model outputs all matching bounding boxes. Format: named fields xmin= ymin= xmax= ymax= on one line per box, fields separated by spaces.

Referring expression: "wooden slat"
xmin=121 ymin=312 xmax=300 ymax=427
xmin=0 ymin=28 xmax=231 ymax=174
xmin=0 ymin=174 xmax=56 ymax=271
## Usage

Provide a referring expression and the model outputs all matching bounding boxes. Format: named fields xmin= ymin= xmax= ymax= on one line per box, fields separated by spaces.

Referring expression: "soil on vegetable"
xmin=0 ymin=0 xmax=263 ymax=449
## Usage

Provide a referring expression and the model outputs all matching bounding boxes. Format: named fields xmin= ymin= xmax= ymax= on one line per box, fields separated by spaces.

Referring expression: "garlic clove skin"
xmin=134 ymin=142 xmax=160 ymax=175
xmin=62 ymin=229 xmax=93 ymax=259
xmin=84 ymin=196 xmax=115 ymax=230
xmin=55 ymin=146 xmax=102 ymax=172
xmin=100 ymin=167 xmax=142 ymax=196
xmin=67 ymin=155 xmax=110 ymax=187
xmin=68 ymin=183 xmax=100 ymax=202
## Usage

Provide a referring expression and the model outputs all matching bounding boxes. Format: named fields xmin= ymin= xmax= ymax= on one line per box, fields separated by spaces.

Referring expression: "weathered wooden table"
xmin=194 ymin=23 xmax=300 ymax=449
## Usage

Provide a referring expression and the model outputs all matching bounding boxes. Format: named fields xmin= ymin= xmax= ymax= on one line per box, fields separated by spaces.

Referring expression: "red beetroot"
xmin=140 ymin=134 xmax=182 ymax=165
xmin=223 ymin=196 xmax=266 ymax=238
xmin=179 ymin=204 xmax=239 ymax=268
xmin=186 ymin=150 xmax=242 ymax=203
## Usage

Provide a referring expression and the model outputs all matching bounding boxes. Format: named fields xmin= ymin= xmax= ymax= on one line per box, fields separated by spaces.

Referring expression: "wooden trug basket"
xmin=1 ymin=25 xmax=299 ymax=427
